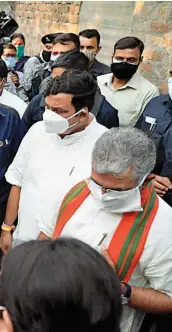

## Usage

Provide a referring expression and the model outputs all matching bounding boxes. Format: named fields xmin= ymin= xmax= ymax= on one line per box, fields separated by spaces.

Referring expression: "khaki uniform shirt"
xmin=98 ymin=73 xmax=159 ymax=127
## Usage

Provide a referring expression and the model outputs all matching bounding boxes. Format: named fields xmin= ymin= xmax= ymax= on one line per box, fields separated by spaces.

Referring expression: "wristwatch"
xmin=121 ymin=282 xmax=132 ymax=305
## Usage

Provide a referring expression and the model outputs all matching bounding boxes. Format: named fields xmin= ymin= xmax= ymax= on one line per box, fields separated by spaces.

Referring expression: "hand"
xmin=0 ymin=231 xmax=12 ymax=255
xmin=101 ymin=245 xmax=116 ymax=272
xmin=152 ymin=175 xmax=172 ymax=196
xmin=8 ymin=73 xmax=19 ymax=87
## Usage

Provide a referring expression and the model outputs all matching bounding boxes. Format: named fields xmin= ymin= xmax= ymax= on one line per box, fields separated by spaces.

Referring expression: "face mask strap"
xmin=67 ymin=108 xmax=84 ymax=120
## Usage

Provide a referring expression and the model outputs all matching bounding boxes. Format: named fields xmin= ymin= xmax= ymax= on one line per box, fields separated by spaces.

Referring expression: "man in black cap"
xmin=22 ymin=33 xmax=62 ymax=100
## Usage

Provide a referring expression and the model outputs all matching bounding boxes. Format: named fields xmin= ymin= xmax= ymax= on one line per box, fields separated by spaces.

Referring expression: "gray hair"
xmin=92 ymin=128 xmax=156 ymax=185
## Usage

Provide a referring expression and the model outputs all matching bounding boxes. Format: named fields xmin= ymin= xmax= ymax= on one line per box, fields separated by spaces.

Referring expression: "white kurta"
xmin=52 ymin=193 xmax=172 ymax=332
xmin=5 ymin=117 xmax=107 ymax=245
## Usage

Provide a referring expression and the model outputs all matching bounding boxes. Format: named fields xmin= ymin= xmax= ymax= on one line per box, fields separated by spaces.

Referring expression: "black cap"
xmin=41 ymin=33 xmax=62 ymax=45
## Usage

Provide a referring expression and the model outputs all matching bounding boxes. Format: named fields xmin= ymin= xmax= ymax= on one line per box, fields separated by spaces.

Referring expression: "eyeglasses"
xmin=91 ymin=178 xmax=128 ymax=193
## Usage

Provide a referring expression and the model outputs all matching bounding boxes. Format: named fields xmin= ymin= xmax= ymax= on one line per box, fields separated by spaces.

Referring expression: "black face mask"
xmin=111 ymin=61 xmax=139 ymax=80
xmin=42 ymin=50 xmax=51 ymax=62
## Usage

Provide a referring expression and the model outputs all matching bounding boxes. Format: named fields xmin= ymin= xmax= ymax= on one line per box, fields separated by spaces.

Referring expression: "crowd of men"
xmin=0 ymin=28 xmax=172 ymax=332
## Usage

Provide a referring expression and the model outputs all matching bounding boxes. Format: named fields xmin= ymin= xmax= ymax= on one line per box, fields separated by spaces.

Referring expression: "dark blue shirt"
xmin=0 ymin=104 xmax=24 ymax=222
xmin=89 ymin=59 xmax=111 ymax=78
xmin=136 ymin=94 xmax=172 ymax=178
xmin=22 ymin=92 xmax=119 ymax=133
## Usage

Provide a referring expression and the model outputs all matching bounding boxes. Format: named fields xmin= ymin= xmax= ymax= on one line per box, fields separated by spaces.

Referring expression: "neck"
xmin=112 ymin=76 xmax=128 ymax=89
xmin=89 ymin=59 xmax=95 ymax=69
xmin=59 ymin=113 xmax=93 ymax=139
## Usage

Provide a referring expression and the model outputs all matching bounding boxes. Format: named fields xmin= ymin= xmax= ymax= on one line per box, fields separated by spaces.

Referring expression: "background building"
xmin=1 ymin=1 xmax=172 ymax=93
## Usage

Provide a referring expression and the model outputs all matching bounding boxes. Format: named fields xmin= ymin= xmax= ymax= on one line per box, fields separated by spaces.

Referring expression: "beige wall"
xmin=10 ymin=1 xmax=172 ymax=93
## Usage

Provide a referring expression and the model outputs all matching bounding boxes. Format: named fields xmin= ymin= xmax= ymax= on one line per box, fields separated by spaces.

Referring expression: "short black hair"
xmin=53 ymin=33 xmax=80 ymax=51
xmin=1 ymin=238 xmax=122 ymax=332
xmin=79 ymin=29 xmax=101 ymax=46
xmin=0 ymin=59 xmax=8 ymax=78
xmin=0 ymin=43 xmax=16 ymax=57
xmin=114 ymin=36 xmax=144 ymax=56
xmin=45 ymin=69 xmax=97 ymax=112
xmin=51 ymin=50 xmax=89 ymax=72
xmin=11 ymin=33 xmax=25 ymax=45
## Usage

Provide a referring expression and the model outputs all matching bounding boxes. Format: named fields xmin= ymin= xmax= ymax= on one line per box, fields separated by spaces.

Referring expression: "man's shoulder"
xmin=28 ymin=121 xmax=45 ymax=135
xmin=152 ymin=196 xmax=172 ymax=232
xmin=31 ymin=92 xmax=44 ymax=104
xmin=0 ymin=103 xmax=19 ymax=119
xmin=146 ymin=94 xmax=168 ymax=106
xmin=24 ymin=56 xmax=41 ymax=70
xmin=93 ymin=60 xmax=111 ymax=75
xmin=91 ymin=118 xmax=108 ymax=135
xmin=1 ymin=89 xmax=26 ymax=108
xmin=136 ymin=74 xmax=158 ymax=93
xmin=97 ymin=73 xmax=113 ymax=85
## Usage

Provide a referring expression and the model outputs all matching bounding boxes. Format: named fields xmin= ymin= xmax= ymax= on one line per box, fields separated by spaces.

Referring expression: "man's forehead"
xmin=45 ymin=93 xmax=73 ymax=106
xmin=114 ymin=48 xmax=140 ymax=58
xmin=80 ymin=36 xmax=97 ymax=46
xmin=3 ymin=48 xmax=16 ymax=53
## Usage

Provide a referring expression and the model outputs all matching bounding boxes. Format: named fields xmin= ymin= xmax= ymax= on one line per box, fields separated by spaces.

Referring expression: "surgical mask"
xmin=2 ymin=57 xmax=16 ymax=70
xmin=88 ymin=174 xmax=148 ymax=213
xmin=168 ymin=77 xmax=172 ymax=100
xmin=42 ymin=50 xmax=51 ymax=62
xmin=43 ymin=108 xmax=83 ymax=134
xmin=81 ymin=49 xmax=97 ymax=64
xmin=16 ymin=45 xmax=24 ymax=60
xmin=50 ymin=54 xmax=60 ymax=62
xmin=111 ymin=59 xmax=139 ymax=80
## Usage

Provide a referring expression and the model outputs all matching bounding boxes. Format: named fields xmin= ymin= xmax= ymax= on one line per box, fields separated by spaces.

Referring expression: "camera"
xmin=0 ymin=5 xmax=18 ymax=43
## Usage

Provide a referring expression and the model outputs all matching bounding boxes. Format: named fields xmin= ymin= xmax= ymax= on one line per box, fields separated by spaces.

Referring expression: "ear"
xmin=0 ymin=310 xmax=13 ymax=332
xmin=97 ymin=46 xmax=101 ymax=54
xmin=140 ymin=56 xmax=143 ymax=64
xmin=78 ymin=107 xmax=89 ymax=121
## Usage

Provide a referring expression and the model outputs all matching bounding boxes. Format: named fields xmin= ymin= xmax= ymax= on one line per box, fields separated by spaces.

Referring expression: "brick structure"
xmin=13 ymin=1 xmax=81 ymax=55
xmin=79 ymin=1 xmax=172 ymax=93
xmin=8 ymin=1 xmax=172 ymax=93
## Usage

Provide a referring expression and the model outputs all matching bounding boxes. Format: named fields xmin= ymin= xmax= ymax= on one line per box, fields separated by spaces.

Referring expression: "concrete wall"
xmin=8 ymin=1 xmax=172 ymax=93
xmin=13 ymin=1 xmax=81 ymax=54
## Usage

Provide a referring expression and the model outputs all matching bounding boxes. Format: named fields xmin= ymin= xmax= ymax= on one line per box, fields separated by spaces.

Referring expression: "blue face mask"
xmin=2 ymin=57 xmax=16 ymax=70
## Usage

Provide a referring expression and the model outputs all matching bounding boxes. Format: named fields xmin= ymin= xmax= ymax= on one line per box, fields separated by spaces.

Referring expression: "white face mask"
xmin=88 ymin=174 xmax=148 ymax=213
xmin=168 ymin=77 xmax=172 ymax=100
xmin=43 ymin=109 xmax=83 ymax=134
xmin=50 ymin=54 xmax=60 ymax=62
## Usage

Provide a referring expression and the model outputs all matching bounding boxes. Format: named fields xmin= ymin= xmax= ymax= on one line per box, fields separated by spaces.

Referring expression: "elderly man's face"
xmin=91 ymin=168 xmax=137 ymax=193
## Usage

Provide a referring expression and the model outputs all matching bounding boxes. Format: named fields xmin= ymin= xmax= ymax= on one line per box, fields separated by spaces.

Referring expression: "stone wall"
xmin=79 ymin=1 xmax=172 ymax=93
xmin=9 ymin=1 xmax=172 ymax=93
xmin=13 ymin=1 xmax=81 ymax=55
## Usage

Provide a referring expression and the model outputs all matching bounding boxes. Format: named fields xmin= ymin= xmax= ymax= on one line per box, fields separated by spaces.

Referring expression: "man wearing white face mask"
xmin=98 ymin=36 xmax=159 ymax=127
xmin=45 ymin=128 xmax=172 ymax=332
xmin=0 ymin=70 xmax=107 ymax=252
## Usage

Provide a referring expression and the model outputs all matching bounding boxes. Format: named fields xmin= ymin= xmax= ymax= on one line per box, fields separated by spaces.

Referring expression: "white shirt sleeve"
xmin=142 ymin=221 xmax=172 ymax=298
xmin=5 ymin=125 xmax=35 ymax=187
